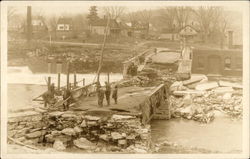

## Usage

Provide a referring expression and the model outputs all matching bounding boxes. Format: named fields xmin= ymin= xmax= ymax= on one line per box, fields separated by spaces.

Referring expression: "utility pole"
xmin=96 ymin=16 xmax=110 ymax=83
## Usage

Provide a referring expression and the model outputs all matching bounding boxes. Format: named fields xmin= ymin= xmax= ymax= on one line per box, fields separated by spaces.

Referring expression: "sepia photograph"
xmin=1 ymin=1 xmax=249 ymax=159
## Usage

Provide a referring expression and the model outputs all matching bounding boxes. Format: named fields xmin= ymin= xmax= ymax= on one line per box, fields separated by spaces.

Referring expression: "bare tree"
xmin=194 ymin=6 xmax=222 ymax=43
xmin=8 ymin=7 xmax=16 ymax=20
xmin=215 ymin=8 xmax=229 ymax=49
xmin=127 ymin=12 xmax=139 ymax=23
xmin=174 ymin=7 xmax=191 ymax=29
xmin=47 ymin=15 xmax=59 ymax=38
xmin=138 ymin=9 xmax=152 ymax=23
xmin=159 ymin=7 xmax=176 ymax=30
xmin=103 ymin=6 xmax=126 ymax=20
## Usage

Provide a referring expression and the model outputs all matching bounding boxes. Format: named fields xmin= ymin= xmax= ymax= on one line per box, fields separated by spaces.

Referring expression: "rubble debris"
xmin=169 ymin=75 xmax=242 ymax=123
xmin=172 ymin=90 xmax=205 ymax=97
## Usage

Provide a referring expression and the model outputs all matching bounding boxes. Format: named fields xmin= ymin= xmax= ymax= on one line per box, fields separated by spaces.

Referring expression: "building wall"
xmin=159 ymin=33 xmax=179 ymax=41
xmin=191 ymin=49 xmax=242 ymax=76
xmin=91 ymin=26 xmax=110 ymax=35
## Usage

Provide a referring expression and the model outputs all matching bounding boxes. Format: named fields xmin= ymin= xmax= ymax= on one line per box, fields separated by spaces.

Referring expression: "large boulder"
xmin=25 ymin=131 xmax=42 ymax=139
xmin=73 ymin=138 xmax=95 ymax=150
xmin=53 ymin=140 xmax=66 ymax=151
xmin=111 ymin=132 xmax=123 ymax=140
xmin=62 ymin=128 xmax=76 ymax=136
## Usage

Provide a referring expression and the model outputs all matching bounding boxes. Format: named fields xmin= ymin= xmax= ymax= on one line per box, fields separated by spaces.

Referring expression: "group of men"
xmin=97 ymin=81 xmax=118 ymax=107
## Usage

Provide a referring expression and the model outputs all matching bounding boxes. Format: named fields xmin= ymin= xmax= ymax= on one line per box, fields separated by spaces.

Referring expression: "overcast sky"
xmin=7 ymin=1 xmax=243 ymax=17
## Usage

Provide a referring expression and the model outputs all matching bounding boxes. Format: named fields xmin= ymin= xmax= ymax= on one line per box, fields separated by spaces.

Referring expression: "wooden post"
xmin=83 ymin=78 xmax=85 ymax=86
xmin=57 ymin=73 xmax=60 ymax=91
xmin=107 ymin=72 xmax=110 ymax=83
xmin=48 ymin=76 xmax=51 ymax=91
xmin=74 ymin=72 xmax=77 ymax=87
xmin=66 ymin=62 xmax=70 ymax=90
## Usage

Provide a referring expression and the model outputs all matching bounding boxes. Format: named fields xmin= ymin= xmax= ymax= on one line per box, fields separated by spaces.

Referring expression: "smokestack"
xmin=228 ymin=30 xmax=233 ymax=49
xmin=27 ymin=6 xmax=32 ymax=42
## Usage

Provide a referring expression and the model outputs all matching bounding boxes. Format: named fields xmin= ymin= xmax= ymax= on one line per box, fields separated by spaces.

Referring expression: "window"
xmin=65 ymin=25 xmax=69 ymax=30
xmin=198 ymin=56 xmax=205 ymax=69
xmin=224 ymin=57 xmax=231 ymax=70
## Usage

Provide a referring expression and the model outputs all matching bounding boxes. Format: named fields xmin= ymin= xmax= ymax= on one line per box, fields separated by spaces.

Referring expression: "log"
xmin=7 ymin=136 xmax=39 ymax=150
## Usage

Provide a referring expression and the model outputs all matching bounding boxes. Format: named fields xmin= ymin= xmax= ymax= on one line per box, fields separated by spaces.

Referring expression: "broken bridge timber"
xmin=73 ymin=83 xmax=170 ymax=125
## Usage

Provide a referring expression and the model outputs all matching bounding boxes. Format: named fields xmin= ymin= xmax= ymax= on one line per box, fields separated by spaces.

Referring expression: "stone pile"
xmin=7 ymin=112 xmax=49 ymax=146
xmin=8 ymin=111 xmax=151 ymax=153
xmin=169 ymin=77 xmax=243 ymax=123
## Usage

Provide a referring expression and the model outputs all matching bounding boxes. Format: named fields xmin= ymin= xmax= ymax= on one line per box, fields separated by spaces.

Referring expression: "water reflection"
xmin=151 ymin=117 xmax=242 ymax=153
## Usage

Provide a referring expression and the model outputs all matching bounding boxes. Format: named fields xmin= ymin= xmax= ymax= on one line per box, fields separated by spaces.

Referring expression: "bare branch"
xmin=103 ymin=6 xmax=126 ymax=20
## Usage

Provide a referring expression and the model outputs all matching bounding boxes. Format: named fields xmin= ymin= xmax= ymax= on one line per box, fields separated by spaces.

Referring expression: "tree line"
xmin=8 ymin=5 xmax=238 ymax=45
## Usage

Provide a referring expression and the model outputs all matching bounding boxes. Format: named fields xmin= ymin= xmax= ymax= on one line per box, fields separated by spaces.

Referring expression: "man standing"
xmin=63 ymin=88 xmax=71 ymax=111
xmin=105 ymin=81 xmax=111 ymax=106
xmin=112 ymin=85 xmax=118 ymax=104
xmin=98 ymin=88 xmax=105 ymax=107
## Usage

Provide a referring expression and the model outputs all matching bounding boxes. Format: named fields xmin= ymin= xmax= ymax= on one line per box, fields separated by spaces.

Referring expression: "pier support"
xmin=83 ymin=78 xmax=85 ymax=86
xmin=107 ymin=72 xmax=110 ymax=83
xmin=74 ymin=73 xmax=77 ymax=87
xmin=47 ymin=77 xmax=51 ymax=91
xmin=67 ymin=62 xmax=70 ymax=90
xmin=57 ymin=73 xmax=60 ymax=91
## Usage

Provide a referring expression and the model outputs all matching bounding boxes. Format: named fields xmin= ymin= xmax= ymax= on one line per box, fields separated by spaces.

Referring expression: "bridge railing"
xmin=71 ymin=82 xmax=98 ymax=100
xmin=122 ymin=48 xmax=154 ymax=79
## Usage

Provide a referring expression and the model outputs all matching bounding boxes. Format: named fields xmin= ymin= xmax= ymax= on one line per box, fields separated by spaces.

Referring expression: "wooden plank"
xmin=195 ymin=82 xmax=219 ymax=91
xmin=218 ymin=81 xmax=242 ymax=89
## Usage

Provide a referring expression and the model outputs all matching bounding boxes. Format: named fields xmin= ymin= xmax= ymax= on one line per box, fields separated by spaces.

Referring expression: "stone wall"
xmin=7 ymin=110 xmax=152 ymax=153
xmin=141 ymin=84 xmax=171 ymax=124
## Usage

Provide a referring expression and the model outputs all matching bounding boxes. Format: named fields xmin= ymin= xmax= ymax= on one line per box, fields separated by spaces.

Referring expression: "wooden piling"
xmin=57 ymin=73 xmax=60 ymax=91
xmin=48 ymin=76 xmax=51 ymax=91
xmin=107 ymin=72 xmax=110 ymax=83
xmin=66 ymin=62 xmax=70 ymax=90
xmin=83 ymin=78 xmax=85 ymax=86
xmin=74 ymin=72 xmax=77 ymax=87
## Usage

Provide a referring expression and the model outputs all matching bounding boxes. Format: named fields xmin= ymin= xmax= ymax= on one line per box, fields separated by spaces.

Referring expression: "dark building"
xmin=89 ymin=18 xmax=121 ymax=36
xmin=191 ymin=49 xmax=242 ymax=76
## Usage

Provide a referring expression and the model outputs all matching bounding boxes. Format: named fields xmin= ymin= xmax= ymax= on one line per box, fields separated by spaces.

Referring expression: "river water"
xmin=7 ymin=66 xmax=242 ymax=153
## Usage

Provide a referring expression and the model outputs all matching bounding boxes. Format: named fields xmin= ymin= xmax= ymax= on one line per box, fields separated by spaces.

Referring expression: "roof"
xmin=131 ymin=21 xmax=149 ymax=30
xmin=179 ymin=25 xmax=198 ymax=36
xmin=161 ymin=28 xmax=180 ymax=34
xmin=90 ymin=18 xmax=120 ymax=28
xmin=57 ymin=18 xmax=73 ymax=24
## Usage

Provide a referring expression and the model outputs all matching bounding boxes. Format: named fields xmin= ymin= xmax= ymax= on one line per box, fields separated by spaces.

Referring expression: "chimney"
xmin=228 ymin=30 xmax=233 ymax=49
xmin=27 ymin=6 xmax=32 ymax=42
